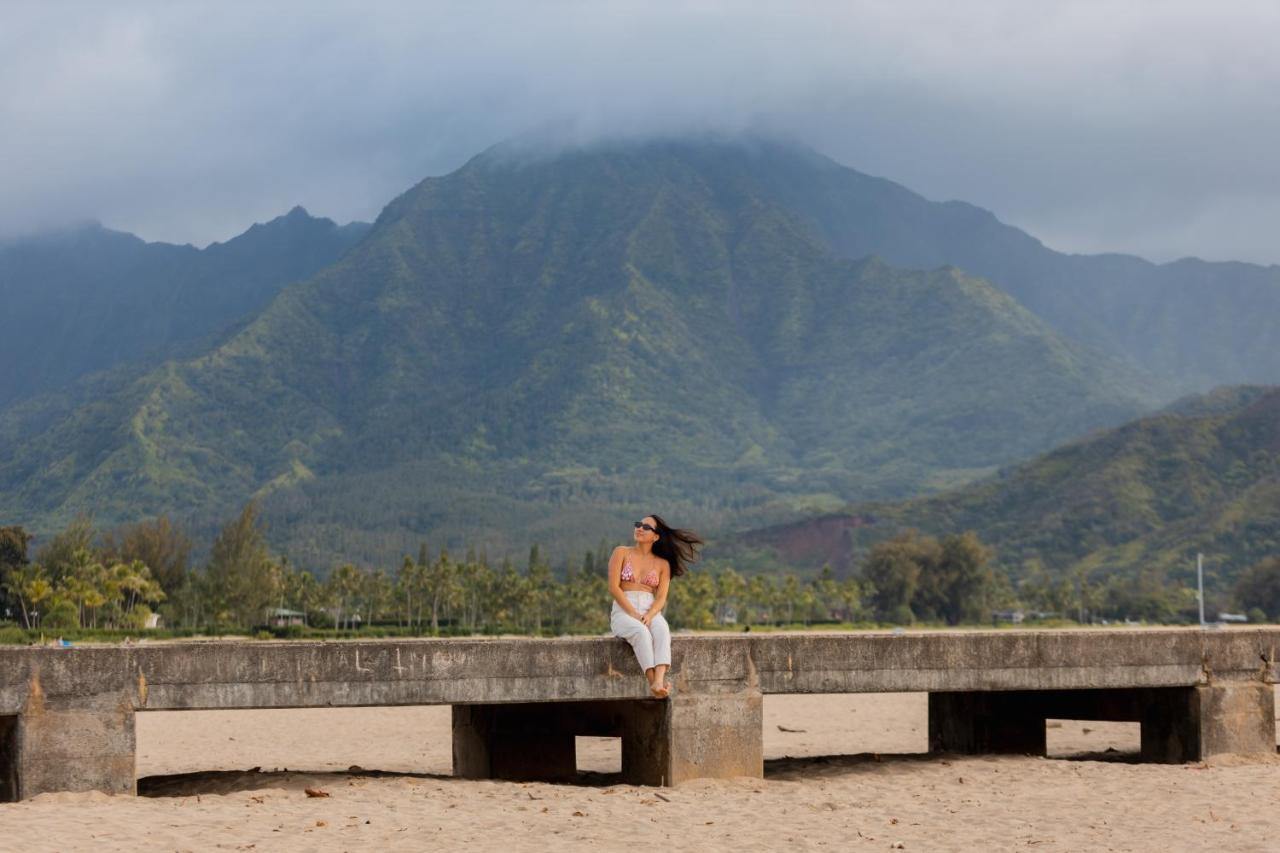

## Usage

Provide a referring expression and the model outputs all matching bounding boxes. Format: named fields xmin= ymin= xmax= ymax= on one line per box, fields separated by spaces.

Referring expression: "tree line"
xmin=0 ymin=505 xmax=871 ymax=634
xmin=2 ymin=505 xmax=1276 ymax=636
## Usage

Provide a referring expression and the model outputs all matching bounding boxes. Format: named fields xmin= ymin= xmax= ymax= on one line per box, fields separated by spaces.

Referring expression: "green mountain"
xmin=0 ymin=207 xmax=369 ymax=406
xmin=0 ymin=139 xmax=1159 ymax=566
xmin=731 ymin=142 xmax=1280 ymax=393
xmin=742 ymin=385 xmax=1280 ymax=592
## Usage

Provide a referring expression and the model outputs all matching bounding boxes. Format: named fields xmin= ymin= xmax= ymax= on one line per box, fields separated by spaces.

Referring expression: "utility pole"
xmin=1197 ymin=552 xmax=1206 ymax=627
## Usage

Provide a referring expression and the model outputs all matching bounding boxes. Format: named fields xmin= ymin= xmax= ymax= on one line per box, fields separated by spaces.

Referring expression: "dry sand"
xmin=4 ymin=690 xmax=1279 ymax=851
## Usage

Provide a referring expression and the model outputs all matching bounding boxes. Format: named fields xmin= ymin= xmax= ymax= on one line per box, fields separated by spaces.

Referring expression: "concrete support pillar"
xmin=3 ymin=705 xmax=136 ymax=799
xmin=666 ymin=691 xmax=763 ymax=784
xmin=452 ymin=689 xmax=763 ymax=786
xmin=928 ymin=691 xmax=1047 ymax=756
xmin=1197 ymin=682 xmax=1276 ymax=758
xmin=1141 ymin=683 xmax=1276 ymax=763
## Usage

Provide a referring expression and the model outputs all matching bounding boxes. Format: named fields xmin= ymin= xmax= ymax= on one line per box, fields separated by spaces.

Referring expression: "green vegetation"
xmin=0 ymin=519 xmax=165 ymax=630
xmin=7 ymin=501 xmax=1254 ymax=647
xmin=864 ymin=530 xmax=998 ymax=625
xmin=178 ymin=509 xmax=873 ymax=635
xmin=1235 ymin=556 xmax=1280 ymax=621
xmin=750 ymin=138 xmax=1280 ymax=393
xmin=0 ymin=509 xmax=873 ymax=639
xmin=0 ymin=208 xmax=368 ymax=407
xmin=738 ymin=385 xmax=1280 ymax=610
xmin=0 ymin=141 xmax=1160 ymax=566
xmin=4 ymin=138 xmax=1274 ymax=584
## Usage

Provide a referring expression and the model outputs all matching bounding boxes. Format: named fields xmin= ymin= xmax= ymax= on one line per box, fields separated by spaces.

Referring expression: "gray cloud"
xmin=2 ymin=1 xmax=1278 ymax=264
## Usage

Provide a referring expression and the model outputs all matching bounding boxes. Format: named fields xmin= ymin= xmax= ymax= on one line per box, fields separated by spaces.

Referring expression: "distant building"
xmin=267 ymin=608 xmax=306 ymax=628
xmin=1217 ymin=612 xmax=1248 ymax=623
xmin=145 ymin=612 xmax=163 ymax=629
xmin=991 ymin=609 xmax=1025 ymax=624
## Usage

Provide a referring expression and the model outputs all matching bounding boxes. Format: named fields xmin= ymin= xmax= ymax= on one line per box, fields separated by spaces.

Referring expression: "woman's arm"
xmin=608 ymin=546 xmax=644 ymax=619
xmin=642 ymin=559 xmax=673 ymax=625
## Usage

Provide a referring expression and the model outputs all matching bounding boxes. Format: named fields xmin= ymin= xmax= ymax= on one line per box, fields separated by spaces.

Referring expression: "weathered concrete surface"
xmin=748 ymin=630 xmax=1278 ymax=693
xmin=2 ymin=630 xmax=1276 ymax=714
xmin=12 ymin=706 xmax=135 ymax=798
xmin=0 ymin=629 xmax=1275 ymax=798
xmin=2 ymin=667 xmax=137 ymax=799
xmin=1196 ymin=682 xmax=1277 ymax=758
xmin=666 ymin=690 xmax=763 ymax=783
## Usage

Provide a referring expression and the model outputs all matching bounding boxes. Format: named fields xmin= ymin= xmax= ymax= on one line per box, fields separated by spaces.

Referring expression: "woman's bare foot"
xmin=650 ymin=664 xmax=670 ymax=698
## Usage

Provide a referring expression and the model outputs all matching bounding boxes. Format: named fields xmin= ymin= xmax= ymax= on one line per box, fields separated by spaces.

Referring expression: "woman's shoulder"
xmin=611 ymin=545 xmax=632 ymax=558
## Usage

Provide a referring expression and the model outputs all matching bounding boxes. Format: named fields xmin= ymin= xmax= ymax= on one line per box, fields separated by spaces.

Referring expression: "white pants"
xmin=611 ymin=590 xmax=671 ymax=672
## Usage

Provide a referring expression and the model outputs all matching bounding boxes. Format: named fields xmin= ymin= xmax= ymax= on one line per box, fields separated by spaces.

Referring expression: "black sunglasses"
xmin=633 ymin=521 xmax=657 ymax=533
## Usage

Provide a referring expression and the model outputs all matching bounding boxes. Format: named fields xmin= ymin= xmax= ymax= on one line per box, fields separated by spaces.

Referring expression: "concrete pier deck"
xmin=1 ymin=629 xmax=1276 ymax=798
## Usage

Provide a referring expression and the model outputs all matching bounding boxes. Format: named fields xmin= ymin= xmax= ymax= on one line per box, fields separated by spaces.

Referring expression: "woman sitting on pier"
xmin=608 ymin=514 xmax=702 ymax=698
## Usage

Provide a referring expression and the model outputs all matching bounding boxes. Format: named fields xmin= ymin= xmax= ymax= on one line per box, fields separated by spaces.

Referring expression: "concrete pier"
xmin=927 ymin=683 xmax=1277 ymax=762
xmin=8 ymin=704 xmax=136 ymax=798
xmin=0 ymin=628 xmax=1276 ymax=799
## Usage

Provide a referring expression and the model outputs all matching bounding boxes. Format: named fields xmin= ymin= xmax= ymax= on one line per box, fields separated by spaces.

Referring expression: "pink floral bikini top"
xmin=620 ymin=555 xmax=660 ymax=589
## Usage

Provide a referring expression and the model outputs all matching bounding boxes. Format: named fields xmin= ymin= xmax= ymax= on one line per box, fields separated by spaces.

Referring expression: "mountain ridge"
xmin=463 ymin=134 xmax=1280 ymax=391
xmin=0 ymin=208 xmax=371 ymax=406
xmin=738 ymin=384 xmax=1280 ymax=593
xmin=729 ymin=137 xmax=1280 ymax=391
xmin=0 ymin=139 xmax=1159 ymax=566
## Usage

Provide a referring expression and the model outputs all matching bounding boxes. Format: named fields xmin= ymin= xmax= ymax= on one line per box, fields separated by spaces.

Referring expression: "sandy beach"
xmin=3 ymin=688 xmax=1278 ymax=852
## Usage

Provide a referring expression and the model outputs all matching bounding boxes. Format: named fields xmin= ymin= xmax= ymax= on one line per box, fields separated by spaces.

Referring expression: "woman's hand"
xmin=640 ymin=611 xmax=655 ymax=627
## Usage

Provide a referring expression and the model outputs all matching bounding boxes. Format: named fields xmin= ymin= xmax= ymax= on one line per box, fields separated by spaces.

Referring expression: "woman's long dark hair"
xmin=649 ymin=514 xmax=702 ymax=578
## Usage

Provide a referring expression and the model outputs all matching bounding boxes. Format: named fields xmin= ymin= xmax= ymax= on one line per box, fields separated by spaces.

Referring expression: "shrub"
xmin=121 ymin=604 xmax=153 ymax=630
xmin=42 ymin=599 xmax=79 ymax=630
xmin=1235 ymin=557 xmax=1280 ymax=619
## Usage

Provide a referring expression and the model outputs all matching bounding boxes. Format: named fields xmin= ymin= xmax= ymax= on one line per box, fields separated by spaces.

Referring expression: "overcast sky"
xmin=3 ymin=1 xmax=1278 ymax=264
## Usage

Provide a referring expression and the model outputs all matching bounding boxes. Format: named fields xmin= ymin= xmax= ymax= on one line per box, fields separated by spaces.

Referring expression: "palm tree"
xmin=2 ymin=563 xmax=51 ymax=628
xmin=327 ymin=564 xmax=364 ymax=630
